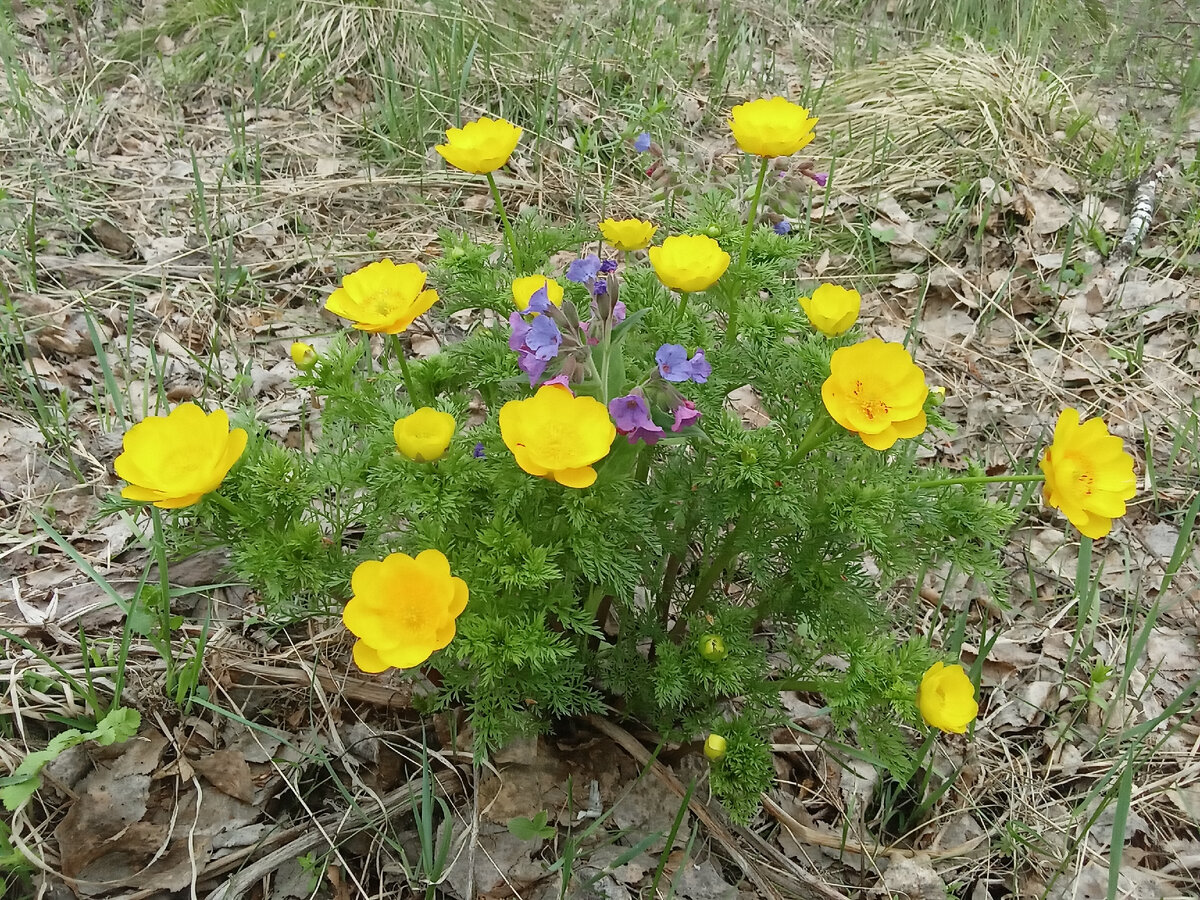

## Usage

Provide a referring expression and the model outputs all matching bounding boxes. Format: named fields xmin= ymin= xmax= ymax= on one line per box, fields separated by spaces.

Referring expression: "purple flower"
xmin=810 ymin=171 xmax=828 ymax=188
xmin=655 ymin=344 xmax=710 ymax=383
xmin=634 ymin=132 xmax=651 ymax=153
xmin=543 ymin=373 xmax=571 ymax=390
xmin=599 ymin=259 xmax=618 ymax=274
xmin=656 ymin=344 xmax=691 ymax=383
xmin=514 ymin=349 xmax=549 ymax=383
xmin=508 ymin=311 xmax=530 ymax=352
xmin=509 ymin=308 xmax=561 ymax=386
xmin=592 ymin=278 xmax=607 ymax=296
xmin=608 ymin=393 xmax=664 ymax=445
xmin=473 ymin=442 xmax=486 ymax=458
xmin=774 ymin=220 xmax=791 ymax=235
xmin=567 ymin=254 xmax=603 ymax=284
xmin=671 ymin=400 xmax=702 ymax=432
xmin=612 ymin=300 xmax=626 ymax=325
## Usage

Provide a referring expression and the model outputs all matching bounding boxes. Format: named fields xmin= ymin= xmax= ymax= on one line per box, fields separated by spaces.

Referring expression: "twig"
xmin=223 ymin=660 xmax=414 ymax=709
xmin=761 ymin=793 xmax=988 ymax=861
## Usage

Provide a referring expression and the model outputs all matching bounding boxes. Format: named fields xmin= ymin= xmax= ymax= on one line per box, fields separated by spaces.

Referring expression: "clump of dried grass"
xmin=819 ymin=42 xmax=1112 ymax=196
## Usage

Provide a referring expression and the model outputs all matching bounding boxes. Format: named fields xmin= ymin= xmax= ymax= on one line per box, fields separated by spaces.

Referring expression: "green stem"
xmin=727 ymin=157 xmax=770 ymax=343
xmin=771 ymin=677 xmax=824 ymax=693
xmin=736 ymin=157 xmax=770 ymax=272
xmin=206 ymin=490 xmax=241 ymax=518
xmin=149 ymin=508 xmax=175 ymax=688
xmin=486 ymin=172 xmax=520 ymax=270
xmin=677 ymin=291 xmax=690 ymax=316
xmin=913 ymin=473 xmax=1046 ymax=489
xmin=392 ymin=335 xmax=419 ymax=404
xmin=676 ymin=498 xmax=761 ymax=631
xmin=785 ymin=413 xmax=837 ymax=466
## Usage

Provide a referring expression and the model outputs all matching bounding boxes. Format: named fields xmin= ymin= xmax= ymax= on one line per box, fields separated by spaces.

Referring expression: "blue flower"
xmin=508 ymin=309 xmax=561 ymax=385
xmin=526 ymin=314 xmax=562 ymax=359
xmin=599 ymin=259 xmax=618 ymax=274
xmin=655 ymin=344 xmax=691 ymax=382
xmin=774 ymin=219 xmax=791 ymax=235
xmin=473 ymin=442 xmax=486 ymax=458
xmin=634 ymin=132 xmax=651 ymax=153
xmin=525 ymin=284 xmax=552 ymax=315
xmin=566 ymin=254 xmax=603 ymax=284
xmin=656 ymin=343 xmax=711 ymax=383
xmin=591 ymin=278 xmax=607 ymax=296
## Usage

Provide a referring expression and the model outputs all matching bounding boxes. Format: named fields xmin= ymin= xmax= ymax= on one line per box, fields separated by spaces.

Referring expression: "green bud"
xmin=705 ymin=224 xmax=722 ymax=238
xmin=446 ymin=246 xmax=467 ymax=261
xmin=929 ymin=385 xmax=946 ymax=407
xmin=703 ymin=733 xmax=727 ymax=762
xmin=740 ymin=447 xmax=757 ymax=465
xmin=699 ymin=633 xmax=727 ymax=661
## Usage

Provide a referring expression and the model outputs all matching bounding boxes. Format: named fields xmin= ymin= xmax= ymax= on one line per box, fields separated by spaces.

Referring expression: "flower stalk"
xmin=913 ymin=473 xmax=1046 ymax=489
xmin=486 ymin=172 xmax=520 ymax=270
xmin=727 ymin=156 xmax=770 ymax=342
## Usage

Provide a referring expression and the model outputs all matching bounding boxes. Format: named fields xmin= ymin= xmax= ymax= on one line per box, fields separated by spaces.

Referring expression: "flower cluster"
xmin=107 ymin=100 xmax=1148 ymax=830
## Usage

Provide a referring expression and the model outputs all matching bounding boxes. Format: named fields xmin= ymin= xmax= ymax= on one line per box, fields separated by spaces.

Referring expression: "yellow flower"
xmin=499 ymin=385 xmax=616 ymax=488
xmin=598 ymin=217 xmax=657 ymax=251
xmin=114 ymin=404 xmax=247 ymax=509
xmin=1040 ymin=409 xmax=1137 ymax=539
xmin=799 ymin=284 xmax=861 ymax=337
xmin=511 ymin=275 xmax=565 ymax=311
xmin=821 ymin=338 xmax=928 ymax=450
xmin=290 ymin=341 xmax=317 ymax=370
xmin=728 ymin=97 xmax=818 ymax=158
xmin=918 ymin=662 xmax=979 ymax=734
xmin=393 ymin=408 xmax=456 ymax=462
xmin=648 ymin=234 xmax=731 ymax=293
xmin=324 ymin=259 xmax=438 ymax=334
xmin=342 ymin=550 xmax=468 ymax=673
xmin=435 ymin=116 xmax=522 ymax=175
xmin=703 ymin=733 xmax=727 ymax=762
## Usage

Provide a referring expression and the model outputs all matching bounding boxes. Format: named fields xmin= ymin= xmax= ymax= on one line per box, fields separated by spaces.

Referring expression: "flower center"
xmin=852 ymin=381 xmax=889 ymax=421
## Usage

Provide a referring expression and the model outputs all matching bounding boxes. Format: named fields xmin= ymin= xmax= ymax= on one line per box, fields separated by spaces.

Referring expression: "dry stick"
xmin=223 ymin=659 xmax=414 ymax=709
xmin=203 ymin=771 xmax=466 ymax=900
xmin=586 ymin=715 xmax=791 ymax=900
xmin=760 ymin=793 xmax=989 ymax=862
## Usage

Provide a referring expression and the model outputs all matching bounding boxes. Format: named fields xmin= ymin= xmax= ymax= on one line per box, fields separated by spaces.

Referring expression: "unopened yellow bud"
xmin=290 ymin=342 xmax=317 ymax=370
xmin=703 ymin=733 xmax=727 ymax=762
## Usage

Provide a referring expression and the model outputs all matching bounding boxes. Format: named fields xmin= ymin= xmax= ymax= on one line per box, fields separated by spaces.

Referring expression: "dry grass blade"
xmin=204 ymin=767 xmax=467 ymax=900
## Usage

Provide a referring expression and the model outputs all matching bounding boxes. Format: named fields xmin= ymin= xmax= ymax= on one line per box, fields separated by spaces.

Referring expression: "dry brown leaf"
xmin=191 ymin=749 xmax=256 ymax=803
